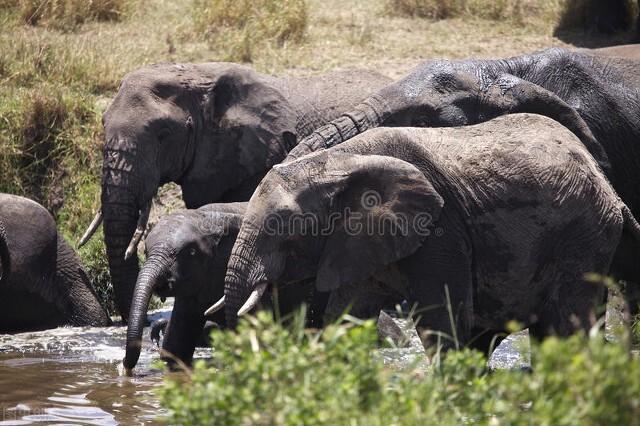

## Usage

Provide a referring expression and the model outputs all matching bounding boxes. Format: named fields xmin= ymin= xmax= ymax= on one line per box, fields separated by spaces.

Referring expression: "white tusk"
xmin=237 ymin=282 xmax=268 ymax=317
xmin=124 ymin=201 xmax=152 ymax=261
xmin=204 ymin=296 xmax=225 ymax=316
xmin=78 ymin=211 xmax=103 ymax=248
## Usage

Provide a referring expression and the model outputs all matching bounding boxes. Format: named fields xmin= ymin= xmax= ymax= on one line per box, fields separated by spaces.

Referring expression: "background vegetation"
xmin=160 ymin=312 xmax=640 ymax=425
xmin=0 ymin=0 xmax=637 ymax=314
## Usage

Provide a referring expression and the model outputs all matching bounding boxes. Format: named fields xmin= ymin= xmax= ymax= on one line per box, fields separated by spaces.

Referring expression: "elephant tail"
xmin=622 ymin=206 xmax=640 ymax=243
xmin=0 ymin=219 xmax=10 ymax=286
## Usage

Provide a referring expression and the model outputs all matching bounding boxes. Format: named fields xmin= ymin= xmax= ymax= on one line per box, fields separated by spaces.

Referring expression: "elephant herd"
xmin=2 ymin=44 xmax=640 ymax=376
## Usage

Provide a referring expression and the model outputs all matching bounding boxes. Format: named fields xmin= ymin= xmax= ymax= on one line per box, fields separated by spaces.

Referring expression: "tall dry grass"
xmin=13 ymin=0 xmax=132 ymax=30
xmin=192 ymin=0 xmax=308 ymax=62
xmin=384 ymin=0 xmax=638 ymax=31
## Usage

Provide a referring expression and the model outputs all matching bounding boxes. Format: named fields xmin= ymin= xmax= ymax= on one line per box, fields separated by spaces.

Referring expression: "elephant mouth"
xmin=154 ymin=279 xmax=177 ymax=300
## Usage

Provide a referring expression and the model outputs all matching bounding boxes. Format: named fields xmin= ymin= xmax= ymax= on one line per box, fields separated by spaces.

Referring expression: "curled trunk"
xmin=284 ymin=94 xmax=392 ymax=163
xmin=0 ymin=219 xmax=10 ymax=285
xmin=123 ymin=253 xmax=169 ymax=370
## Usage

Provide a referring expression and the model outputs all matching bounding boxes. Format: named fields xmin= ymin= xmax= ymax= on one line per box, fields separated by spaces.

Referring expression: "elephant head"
xmin=286 ymin=63 xmax=608 ymax=174
xmin=0 ymin=219 xmax=10 ymax=285
xmin=123 ymin=203 xmax=245 ymax=373
xmin=82 ymin=63 xmax=298 ymax=320
xmin=211 ymin=149 xmax=444 ymax=328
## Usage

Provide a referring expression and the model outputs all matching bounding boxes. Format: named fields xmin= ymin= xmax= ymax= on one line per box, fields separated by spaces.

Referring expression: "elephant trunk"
xmin=284 ymin=94 xmax=392 ymax=163
xmin=122 ymin=250 xmax=170 ymax=371
xmin=223 ymin=231 xmax=262 ymax=329
xmin=0 ymin=219 xmax=10 ymax=285
xmin=101 ymin=144 xmax=157 ymax=321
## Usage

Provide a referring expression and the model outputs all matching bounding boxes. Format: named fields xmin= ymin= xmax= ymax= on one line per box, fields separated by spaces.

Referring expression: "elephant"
xmin=211 ymin=114 xmax=640 ymax=354
xmin=0 ymin=194 xmax=111 ymax=332
xmin=122 ymin=202 xmax=327 ymax=374
xmin=587 ymin=0 xmax=638 ymax=37
xmin=283 ymin=48 xmax=640 ymax=314
xmin=78 ymin=62 xmax=391 ymax=320
xmin=0 ymin=218 xmax=9 ymax=286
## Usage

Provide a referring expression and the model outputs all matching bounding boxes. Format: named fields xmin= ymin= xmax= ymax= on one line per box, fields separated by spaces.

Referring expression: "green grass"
xmin=160 ymin=311 xmax=640 ymax=425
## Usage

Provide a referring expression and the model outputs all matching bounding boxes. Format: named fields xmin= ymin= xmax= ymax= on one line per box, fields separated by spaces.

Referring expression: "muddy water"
xmin=0 ymin=310 xmax=208 ymax=425
xmin=0 ymin=300 xmax=622 ymax=425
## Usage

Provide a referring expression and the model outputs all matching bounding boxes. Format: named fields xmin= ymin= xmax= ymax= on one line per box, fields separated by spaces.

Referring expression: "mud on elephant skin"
xmin=79 ymin=62 xmax=391 ymax=321
xmin=217 ymin=114 xmax=640 ymax=354
xmin=287 ymin=48 xmax=640 ymax=215
xmin=0 ymin=194 xmax=110 ymax=332
xmin=123 ymin=202 xmax=327 ymax=373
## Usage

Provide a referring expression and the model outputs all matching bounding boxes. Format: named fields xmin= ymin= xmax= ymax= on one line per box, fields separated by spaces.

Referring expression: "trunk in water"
xmin=123 ymin=254 xmax=168 ymax=370
xmin=284 ymin=94 xmax=391 ymax=163
xmin=0 ymin=219 xmax=10 ymax=285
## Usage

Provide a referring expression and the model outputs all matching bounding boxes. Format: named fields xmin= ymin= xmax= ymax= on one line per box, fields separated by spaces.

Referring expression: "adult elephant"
xmin=0 ymin=194 xmax=110 ymax=332
xmin=122 ymin=202 xmax=326 ymax=374
xmin=212 ymin=115 xmax=640 ymax=351
xmin=79 ymin=63 xmax=391 ymax=320
xmin=287 ymin=48 xmax=640 ymax=218
xmin=0 ymin=218 xmax=10 ymax=285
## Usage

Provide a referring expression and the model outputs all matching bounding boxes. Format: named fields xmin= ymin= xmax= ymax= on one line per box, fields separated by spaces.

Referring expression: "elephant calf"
xmin=123 ymin=203 xmax=326 ymax=374
xmin=0 ymin=194 xmax=110 ymax=332
xmin=212 ymin=114 xmax=640 ymax=353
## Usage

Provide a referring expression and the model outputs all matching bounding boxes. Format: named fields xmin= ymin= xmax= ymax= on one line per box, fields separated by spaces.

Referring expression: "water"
xmin=0 ymin=309 xmax=210 ymax=425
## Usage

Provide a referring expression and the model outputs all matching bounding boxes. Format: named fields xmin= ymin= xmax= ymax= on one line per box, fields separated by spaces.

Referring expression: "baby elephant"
xmin=214 ymin=113 xmax=640 ymax=352
xmin=123 ymin=203 xmax=325 ymax=373
xmin=0 ymin=194 xmax=110 ymax=332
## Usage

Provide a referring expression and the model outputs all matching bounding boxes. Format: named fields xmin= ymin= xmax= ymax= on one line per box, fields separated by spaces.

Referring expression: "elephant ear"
xmin=315 ymin=152 xmax=444 ymax=292
xmin=206 ymin=68 xmax=298 ymax=174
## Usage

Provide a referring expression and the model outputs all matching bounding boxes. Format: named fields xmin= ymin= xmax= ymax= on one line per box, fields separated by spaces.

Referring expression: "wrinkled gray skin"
xmin=100 ymin=63 xmax=391 ymax=320
xmin=0 ymin=194 xmax=110 ymax=332
xmin=285 ymin=48 xmax=640 ymax=316
xmin=0 ymin=218 xmax=9 ymax=286
xmin=586 ymin=44 xmax=640 ymax=86
xmin=223 ymin=115 xmax=640 ymax=353
xmin=123 ymin=202 xmax=327 ymax=371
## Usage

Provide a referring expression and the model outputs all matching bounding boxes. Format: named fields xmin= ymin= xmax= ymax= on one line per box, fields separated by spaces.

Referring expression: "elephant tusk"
xmin=124 ymin=201 xmax=152 ymax=261
xmin=78 ymin=211 xmax=103 ymax=248
xmin=204 ymin=296 xmax=225 ymax=316
xmin=237 ymin=282 xmax=268 ymax=317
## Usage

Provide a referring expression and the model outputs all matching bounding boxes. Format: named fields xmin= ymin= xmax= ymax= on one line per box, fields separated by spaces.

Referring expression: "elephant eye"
xmin=189 ymin=248 xmax=197 ymax=256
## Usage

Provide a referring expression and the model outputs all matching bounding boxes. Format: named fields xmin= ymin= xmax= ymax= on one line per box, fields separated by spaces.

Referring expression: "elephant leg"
xmin=402 ymin=233 xmax=473 ymax=353
xmin=323 ymin=281 xmax=395 ymax=325
xmin=161 ymin=297 xmax=206 ymax=369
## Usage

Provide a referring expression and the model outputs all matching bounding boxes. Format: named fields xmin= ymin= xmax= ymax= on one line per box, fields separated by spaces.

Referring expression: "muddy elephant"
xmin=211 ymin=114 xmax=640 ymax=353
xmin=123 ymin=202 xmax=327 ymax=373
xmin=78 ymin=63 xmax=391 ymax=320
xmin=0 ymin=194 xmax=110 ymax=332
xmin=0 ymin=218 xmax=9 ymax=286
xmin=285 ymin=48 xmax=640 ymax=312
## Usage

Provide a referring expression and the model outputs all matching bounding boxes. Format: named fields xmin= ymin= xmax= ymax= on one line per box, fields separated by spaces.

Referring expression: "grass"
xmin=193 ymin=0 xmax=308 ymax=62
xmin=160 ymin=311 xmax=640 ymax=425
xmin=384 ymin=0 xmax=639 ymax=33
xmin=0 ymin=0 xmax=636 ymax=312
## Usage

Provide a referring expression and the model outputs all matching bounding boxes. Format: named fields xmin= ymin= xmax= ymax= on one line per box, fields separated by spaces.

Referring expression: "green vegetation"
xmin=160 ymin=312 xmax=640 ymax=425
xmin=1 ymin=0 xmax=636 ymax=312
